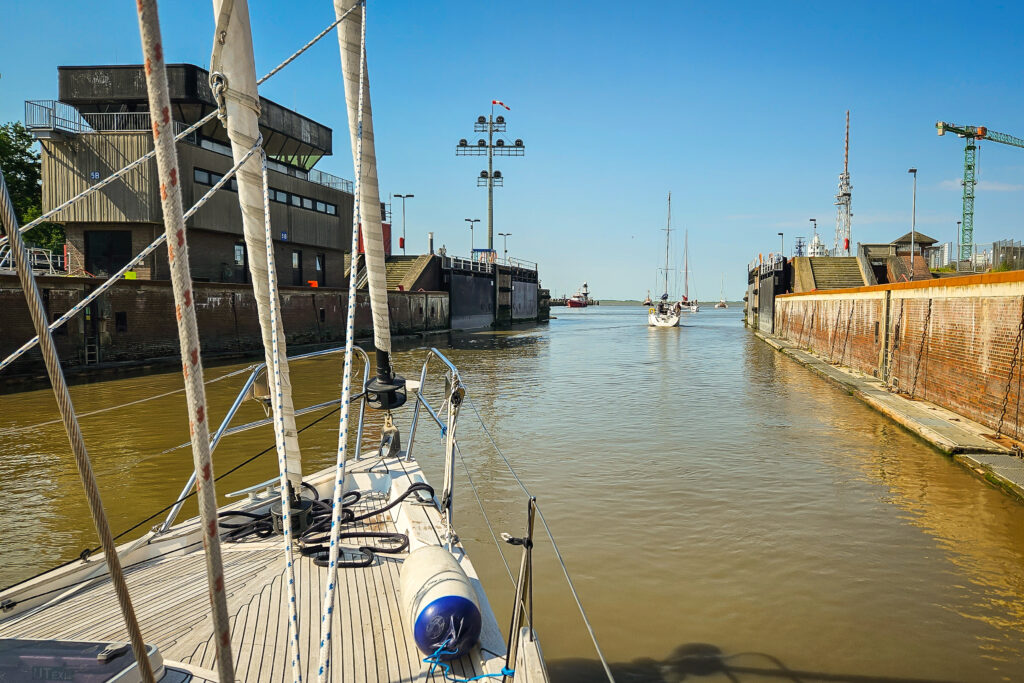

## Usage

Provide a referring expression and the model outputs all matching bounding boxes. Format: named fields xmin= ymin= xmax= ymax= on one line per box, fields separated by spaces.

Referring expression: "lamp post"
xmin=809 ymin=219 xmax=817 ymax=254
xmin=498 ymin=232 xmax=511 ymax=264
xmin=393 ymin=193 xmax=414 ymax=255
xmin=956 ymin=220 xmax=961 ymax=270
xmin=778 ymin=232 xmax=784 ymax=259
xmin=465 ymin=218 xmax=479 ymax=254
xmin=908 ymin=168 xmax=917 ymax=281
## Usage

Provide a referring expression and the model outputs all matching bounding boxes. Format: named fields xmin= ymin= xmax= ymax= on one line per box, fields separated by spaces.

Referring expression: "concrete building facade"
xmin=26 ymin=64 xmax=359 ymax=287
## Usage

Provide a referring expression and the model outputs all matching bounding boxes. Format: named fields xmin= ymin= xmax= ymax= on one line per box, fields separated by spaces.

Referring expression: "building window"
xmin=316 ymin=253 xmax=324 ymax=272
xmin=275 ymin=190 xmax=289 ymax=203
xmin=292 ymin=250 xmax=303 ymax=286
xmin=326 ymin=203 xmax=337 ymax=215
xmin=302 ymin=197 xmax=313 ymax=210
xmin=234 ymin=243 xmax=246 ymax=267
xmin=229 ymin=178 xmax=238 ymax=192
xmin=209 ymin=172 xmax=224 ymax=186
xmin=194 ymin=169 xmax=210 ymax=185
xmin=115 ymin=312 xmax=128 ymax=333
xmin=291 ymin=194 xmax=301 ymax=207
xmin=316 ymin=200 xmax=326 ymax=213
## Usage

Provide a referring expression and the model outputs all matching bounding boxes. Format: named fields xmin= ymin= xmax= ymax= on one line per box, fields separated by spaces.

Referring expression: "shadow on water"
xmin=547 ymin=644 xmax=963 ymax=683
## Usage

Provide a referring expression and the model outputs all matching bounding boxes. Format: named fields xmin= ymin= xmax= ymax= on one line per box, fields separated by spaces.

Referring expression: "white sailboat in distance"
xmin=649 ymin=193 xmax=681 ymax=327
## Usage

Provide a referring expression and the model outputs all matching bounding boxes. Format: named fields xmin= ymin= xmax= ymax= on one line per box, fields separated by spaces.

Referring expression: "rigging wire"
xmin=465 ymin=396 xmax=616 ymax=683
xmin=454 ymin=440 xmax=515 ymax=584
xmin=0 ymin=365 xmax=254 ymax=435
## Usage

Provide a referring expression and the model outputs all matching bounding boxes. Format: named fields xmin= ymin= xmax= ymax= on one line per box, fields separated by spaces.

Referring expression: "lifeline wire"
xmin=0 ymin=175 xmax=155 ymax=683
xmin=315 ymin=2 xmax=368 ymax=679
xmin=135 ymin=1 xmax=235 ymax=679
xmin=0 ymin=139 xmax=263 ymax=373
xmin=466 ymin=396 xmax=617 ymax=683
xmin=1 ymin=11 xmax=360 ymax=372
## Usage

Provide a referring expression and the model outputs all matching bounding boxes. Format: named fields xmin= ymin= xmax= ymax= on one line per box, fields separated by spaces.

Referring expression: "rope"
xmin=465 ymin=396 xmax=616 ymax=683
xmin=259 ymin=151 xmax=304 ymax=683
xmin=258 ymin=5 xmax=361 ymax=86
xmin=0 ymin=365 xmax=252 ymax=435
xmin=886 ymin=299 xmax=904 ymax=390
xmin=0 ymin=139 xmax=262 ymax=373
xmin=134 ymin=3 xmax=235 ymax=681
xmin=424 ymin=639 xmax=513 ymax=682
xmin=996 ymin=296 xmax=1024 ymax=437
xmin=0 ymin=12 xmax=355 ymax=252
xmin=909 ymin=298 xmax=933 ymax=399
xmin=316 ymin=4 xmax=368 ymax=679
xmin=454 ymin=441 xmax=515 ymax=584
xmin=1 ymin=405 xmax=341 ymax=597
xmin=0 ymin=110 xmax=217 ymax=250
xmin=0 ymin=174 xmax=154 ymax=682
xmin=827 ymin=301 xmax=843 ymax=362
xmin=838 ymin=300 xmax=855 ymax=367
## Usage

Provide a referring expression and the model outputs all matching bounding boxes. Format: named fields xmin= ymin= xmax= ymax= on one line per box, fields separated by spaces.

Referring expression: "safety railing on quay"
xmin=441 ymin=255 xmax=493 ymax=274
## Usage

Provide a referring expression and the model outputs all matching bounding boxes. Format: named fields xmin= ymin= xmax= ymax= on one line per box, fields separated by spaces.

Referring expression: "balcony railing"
xmin=24 ymin=99 xmax=349 ymax=194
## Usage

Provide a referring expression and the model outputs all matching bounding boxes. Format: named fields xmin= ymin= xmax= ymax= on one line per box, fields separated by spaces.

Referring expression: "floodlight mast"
xmin=455 ymin=101 xmax=525 ymax=250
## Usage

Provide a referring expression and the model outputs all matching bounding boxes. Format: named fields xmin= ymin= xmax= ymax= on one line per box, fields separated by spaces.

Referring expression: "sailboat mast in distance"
xmin=663 ymin=192 xmax=672 ymax=297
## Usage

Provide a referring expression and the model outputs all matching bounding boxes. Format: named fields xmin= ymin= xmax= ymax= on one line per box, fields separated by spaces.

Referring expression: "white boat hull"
xmin=648 ymin=309 xmax=681 ymax=327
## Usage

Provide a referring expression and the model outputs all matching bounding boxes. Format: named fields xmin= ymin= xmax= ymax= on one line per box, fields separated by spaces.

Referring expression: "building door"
xmin=292 ymin=249 xmax=303 ymax=286
xmin=315 ymin=253 xmax=325 ymax=286
xmin=84 ymin=230 xmax=132 ymax=277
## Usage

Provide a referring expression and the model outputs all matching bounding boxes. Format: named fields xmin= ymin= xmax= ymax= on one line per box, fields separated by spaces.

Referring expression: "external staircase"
xmin=343 ymin=254 xmax=431 ymax=290
xmin=808 ymin=257 xmax=865 ymax=290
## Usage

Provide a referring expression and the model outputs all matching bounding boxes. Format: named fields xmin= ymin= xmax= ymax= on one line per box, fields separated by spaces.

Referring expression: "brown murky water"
xmin=2 ymin=306 xmax=1024 ymax=682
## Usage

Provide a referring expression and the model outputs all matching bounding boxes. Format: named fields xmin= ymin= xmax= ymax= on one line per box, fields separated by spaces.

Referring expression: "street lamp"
xmin=809 ymin=219 xmax=817 ymax=253
xmin=908 ymin=168 xmax=917 ymax=281
xmin=465 ymin=218 xmax=479 ymax=254
xmin=393 ymin=193 xmax=414 ymax=255
xmin=956 ymin=220 xmax=962 ymax=270
xmin=498 ymin=232 xmax=511 ymax=264
xmin=777 ymin=232 xmax=784 ymax=259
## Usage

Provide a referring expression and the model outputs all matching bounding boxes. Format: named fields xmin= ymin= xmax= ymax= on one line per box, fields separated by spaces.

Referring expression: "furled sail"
xmin=334 ymin=0 xmax=392 ymax=365
xmin=212 ymin=0 xmax=302 ymax=487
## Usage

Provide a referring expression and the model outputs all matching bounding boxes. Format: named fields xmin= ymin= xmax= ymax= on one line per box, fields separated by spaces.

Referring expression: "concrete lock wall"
xmin=449 ymin=271 xmax=494 ymax=330
xmin=0 ymin=275 xmax=448 ymax=378
xmin=773 ymin=271 xmax=1024 ymax=436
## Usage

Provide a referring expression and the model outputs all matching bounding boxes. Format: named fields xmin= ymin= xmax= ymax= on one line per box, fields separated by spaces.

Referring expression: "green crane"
xmin=936 ymin=121 xmax=1024 ymax=263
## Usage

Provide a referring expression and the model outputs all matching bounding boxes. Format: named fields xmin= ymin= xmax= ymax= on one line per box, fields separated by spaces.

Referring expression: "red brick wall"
xmin=774 ymin=274 xmax=1024 ymax=436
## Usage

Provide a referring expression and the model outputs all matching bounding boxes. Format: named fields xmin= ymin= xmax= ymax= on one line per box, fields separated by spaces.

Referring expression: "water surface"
xmin=2 ymin=306 xmax=1023 ymax=682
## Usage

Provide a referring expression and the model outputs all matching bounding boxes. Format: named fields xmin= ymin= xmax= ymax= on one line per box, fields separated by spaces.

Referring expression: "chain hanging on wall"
xmin=828 ymin=301 xmax=844 ymax=363
xmin=839 ymin=299 xmax=856 ymax=367
xmin=909 ymin=298 xmax=933 ymax=399
xmin=996 ymin=295 xmax=1024 ymax=437
xmin=886 ymin=299 xmax=905 ymax=392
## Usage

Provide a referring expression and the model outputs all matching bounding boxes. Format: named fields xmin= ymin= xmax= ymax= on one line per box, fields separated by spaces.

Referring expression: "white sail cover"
xmin=212 ymin=0 xmax=302 ymax=487
xmin=334 ymin=0 xmax=392 ymax=353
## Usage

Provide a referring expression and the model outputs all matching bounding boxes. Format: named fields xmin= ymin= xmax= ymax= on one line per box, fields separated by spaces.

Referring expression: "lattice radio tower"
xmin=834 ymin=111 xmax=853 ymax=255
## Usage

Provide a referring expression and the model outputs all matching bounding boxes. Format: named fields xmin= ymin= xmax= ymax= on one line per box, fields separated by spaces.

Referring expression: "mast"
xmin=663 ymin=192 xmax=671 ymax=296
xmin=684 ymin=230 xmax=689 ymax=299
xmin=335 ymin=0 xmax=405 ymax=407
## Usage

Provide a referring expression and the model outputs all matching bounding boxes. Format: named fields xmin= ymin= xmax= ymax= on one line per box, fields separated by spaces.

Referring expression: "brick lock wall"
xmin=0 ymin=275 xmax=450 ymax=380
xmin=774 ymin=273 xmax=1024 ymax=437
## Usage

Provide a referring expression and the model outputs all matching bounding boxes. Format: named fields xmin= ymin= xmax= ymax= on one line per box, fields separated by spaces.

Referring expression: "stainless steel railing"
xmin=405 ymin=348 xmax=466 ymax=549
xmin=159 ymin=345 xmax=372 ymax=532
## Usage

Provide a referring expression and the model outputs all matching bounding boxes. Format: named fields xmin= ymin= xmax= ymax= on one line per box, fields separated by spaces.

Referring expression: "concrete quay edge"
xmin=752 ymin=328 xmax=1024 ymax=503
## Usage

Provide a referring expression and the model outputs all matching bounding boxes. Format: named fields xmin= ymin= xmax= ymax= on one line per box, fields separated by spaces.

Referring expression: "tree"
xmin=0 ymin=121 xmax=64 ymax=251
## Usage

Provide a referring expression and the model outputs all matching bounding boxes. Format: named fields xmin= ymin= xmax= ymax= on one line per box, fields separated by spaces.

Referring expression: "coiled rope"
xmin=0 ymin=175 xmax=154 ymax=683
xmin=135 ymin=1 xmax=234 ymax=680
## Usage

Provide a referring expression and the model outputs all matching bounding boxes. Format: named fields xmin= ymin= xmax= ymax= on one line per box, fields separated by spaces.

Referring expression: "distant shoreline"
xmin=585 ymin=300 xmax=743 ymax=306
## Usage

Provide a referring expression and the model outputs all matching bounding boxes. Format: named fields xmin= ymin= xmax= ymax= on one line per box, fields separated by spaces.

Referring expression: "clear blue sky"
xmin=3 ymin=1 xmax=1024 ymax=299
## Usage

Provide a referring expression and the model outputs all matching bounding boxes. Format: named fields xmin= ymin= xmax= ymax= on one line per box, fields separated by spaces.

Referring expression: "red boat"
xmin=566 ymin=282 xmax=590 ymax=308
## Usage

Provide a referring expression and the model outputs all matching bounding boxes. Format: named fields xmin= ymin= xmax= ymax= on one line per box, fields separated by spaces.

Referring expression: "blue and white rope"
xmin=260 ymin=151 xmax=303 ymax=683
xmin=316 ymin=3 xmax=367 ymax=680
